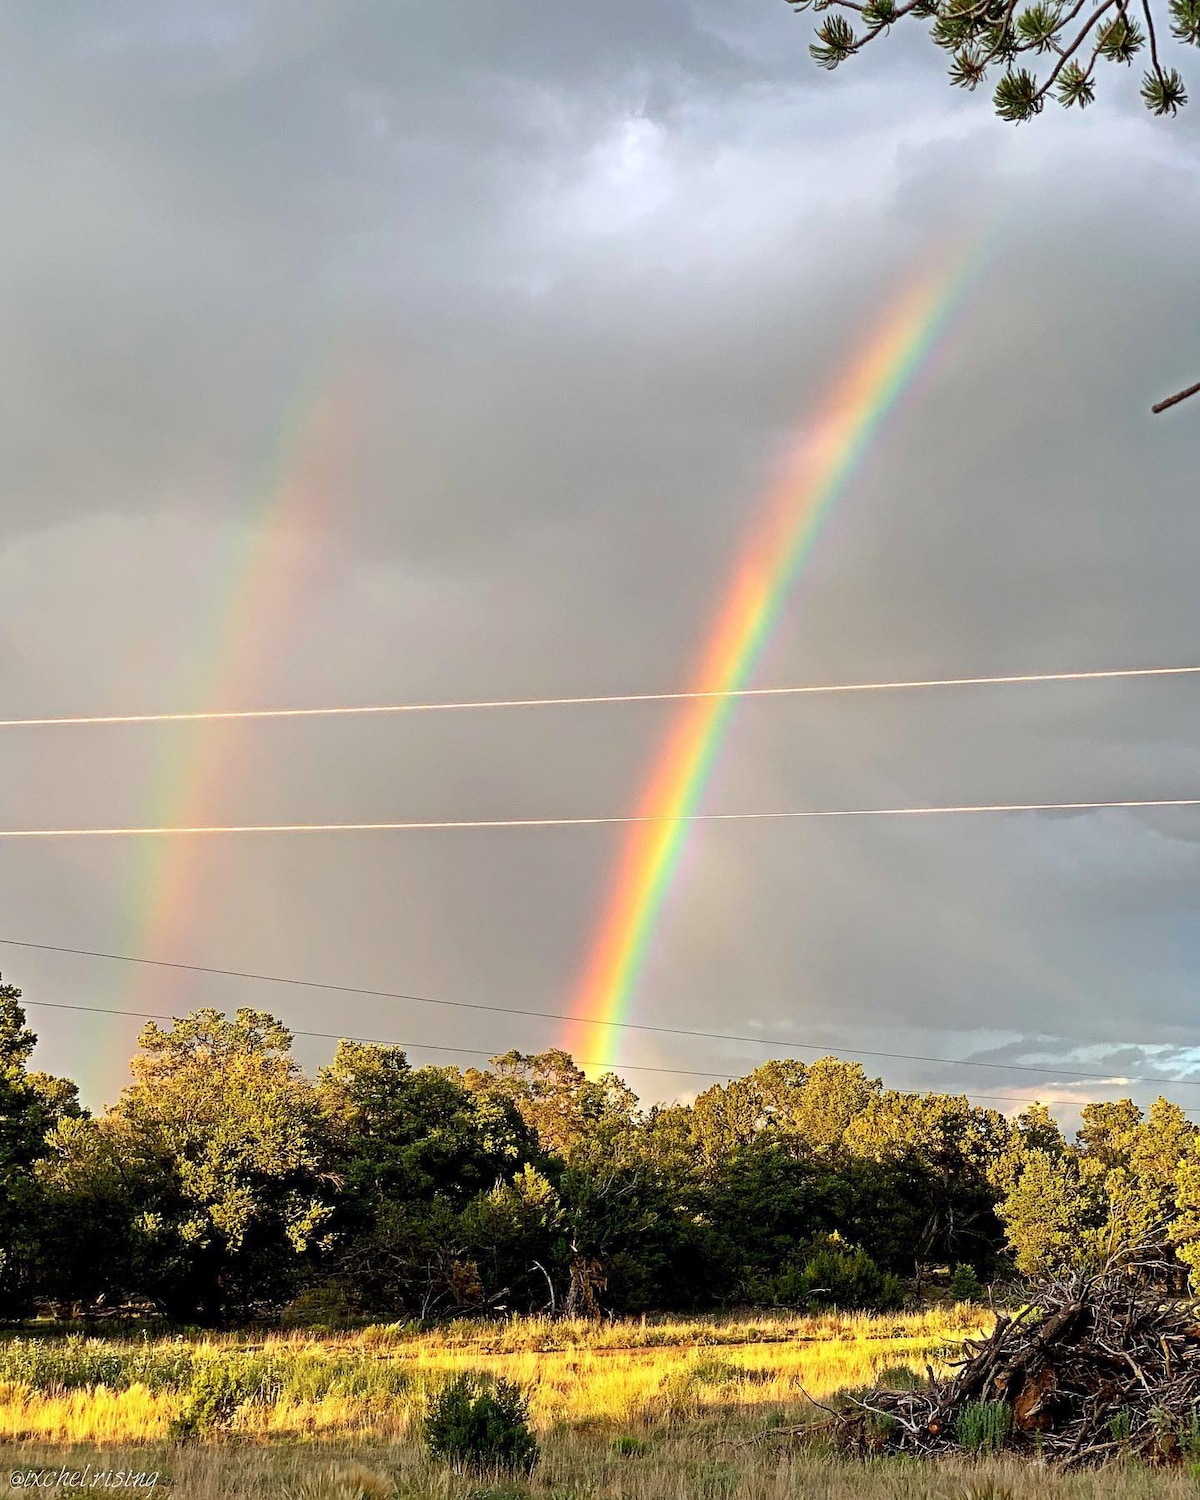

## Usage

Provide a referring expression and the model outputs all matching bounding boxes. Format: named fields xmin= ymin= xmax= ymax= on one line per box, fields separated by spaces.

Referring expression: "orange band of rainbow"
xmin=563 ymin=242 xmax=989 ymax=1072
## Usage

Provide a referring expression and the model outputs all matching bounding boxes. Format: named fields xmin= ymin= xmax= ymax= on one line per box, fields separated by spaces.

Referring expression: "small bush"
xmin=953 ymin=1399 xmax=1011 ymax=1454
xmin=423 ymin=1372 xmax=539 ymax=1476
xmin=610 ymin=1435 xmax=649 ymax=1457
xmin=753 ymin=1241 xmax=905 ymax=1312
xmin=948 ymin=1264 xmax=983 ymax=1304
xmin=0 ymin=1336 xmax=200 ymax=1395
xmin=168 ymin=1355 xmax=284 ymax=1441
xmin=0 ymin=1337 xmax=131 ymax=1392
xmin=280 ymin=1352 xmax=410 ymax=1403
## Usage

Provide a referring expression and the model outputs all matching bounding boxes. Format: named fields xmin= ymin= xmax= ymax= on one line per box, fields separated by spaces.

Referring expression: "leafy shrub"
xmin=168 ymin=1354 xmax=284 ymax=1441
xmin=953 ymin=1399 xmax=1011 ymax=1453
xmin=949 ymin=1264 xmax=983 ymax=1303
xmin=279 ymin=1351 xmax=410 ymax=1403
xmin=1180 ymin=1407 xmax=1200 ymax=1461
xmin=754 ymin=1241 xmax=905 ymax=1312
xmin=0 ymin=1336 xmax=201 ymax=1395
xmin=0 ymin=1337 xmax=128 ymax=1392
xmin=423 ymin=1372 xmax=539 ymax=1476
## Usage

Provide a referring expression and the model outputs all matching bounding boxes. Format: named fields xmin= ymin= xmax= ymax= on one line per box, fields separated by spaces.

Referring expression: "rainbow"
xmin=113 ymin=360 xmax=360 ymax=1050
xmin=562 ymin=244 xmax=988 ymax=1071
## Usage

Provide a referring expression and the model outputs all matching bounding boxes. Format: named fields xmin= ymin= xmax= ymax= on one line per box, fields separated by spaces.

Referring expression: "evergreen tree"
xmin=0 ymin=978 xmax=80 ymax=1314
xmin=784 ymin=0 xmax=1198 ymax=120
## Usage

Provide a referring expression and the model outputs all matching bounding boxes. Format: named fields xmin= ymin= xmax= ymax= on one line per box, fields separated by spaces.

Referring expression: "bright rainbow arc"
xmin=562 ymin=244 xmax=988 ymax=1073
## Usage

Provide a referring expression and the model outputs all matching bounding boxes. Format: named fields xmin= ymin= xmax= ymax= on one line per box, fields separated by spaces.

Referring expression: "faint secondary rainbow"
xmin=563 ymin=243 xmax=989 ymax=1072
xmin=113 ymin=358 xmax=360 ymax=1054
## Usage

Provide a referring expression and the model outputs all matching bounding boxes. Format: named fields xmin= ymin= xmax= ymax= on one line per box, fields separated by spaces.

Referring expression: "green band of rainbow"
xmin=110 ymin=356 xmax=354 ymax=1068
xmin=562 ymin=243 xmax=988 ymax=1071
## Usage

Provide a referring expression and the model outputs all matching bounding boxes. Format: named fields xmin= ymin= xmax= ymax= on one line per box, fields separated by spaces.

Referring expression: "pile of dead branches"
xmin=842 ymin=1253 xmax=1200 ymax=1466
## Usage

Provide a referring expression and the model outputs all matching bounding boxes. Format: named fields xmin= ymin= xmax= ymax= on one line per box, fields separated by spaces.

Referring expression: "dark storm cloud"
xmin=0 ymin=0 xmax=1197 ymax=1112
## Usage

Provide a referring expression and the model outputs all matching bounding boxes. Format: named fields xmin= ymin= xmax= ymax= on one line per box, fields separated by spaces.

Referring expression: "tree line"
xmin=2 ymin=975 xmax=1199 ymax=1325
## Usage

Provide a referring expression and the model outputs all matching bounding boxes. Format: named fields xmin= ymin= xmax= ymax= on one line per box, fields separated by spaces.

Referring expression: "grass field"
xmin=0 ymin=1308 xmax=1194 ymax=1498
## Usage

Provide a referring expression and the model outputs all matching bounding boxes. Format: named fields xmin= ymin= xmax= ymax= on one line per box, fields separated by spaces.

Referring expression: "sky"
xmin=0 ymin=0 xmax=1199 ymax=1123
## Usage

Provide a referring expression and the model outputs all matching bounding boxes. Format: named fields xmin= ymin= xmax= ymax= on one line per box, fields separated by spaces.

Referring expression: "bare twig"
xmin=1152 ymin=379 xmax=1200 ymax=414
xmin=844 ymin=1251 xmax=1200 ymax=1467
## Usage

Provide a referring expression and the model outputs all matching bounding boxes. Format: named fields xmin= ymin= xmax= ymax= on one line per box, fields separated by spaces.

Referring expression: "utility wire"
xmin=5 ymin=935 xmax=1200 ymax=1092
xmin=3 ymin=797 xmax=1200 ymax=838
xmin=15 ymin=996 xmax=1200 ymax=1117
xmin=15 ymin=998 xmax=704 ymax=1080
xmin=5 ymin=662 xmax=1200 ymax=730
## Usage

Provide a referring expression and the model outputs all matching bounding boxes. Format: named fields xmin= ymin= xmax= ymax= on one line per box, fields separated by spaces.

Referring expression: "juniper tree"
xmin=787 ymin=0 xmax=1199 ymax=118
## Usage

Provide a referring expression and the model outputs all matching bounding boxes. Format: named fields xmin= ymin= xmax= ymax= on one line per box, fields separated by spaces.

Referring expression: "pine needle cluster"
xmin=786 ymin=0 xmax=1197 ymax=118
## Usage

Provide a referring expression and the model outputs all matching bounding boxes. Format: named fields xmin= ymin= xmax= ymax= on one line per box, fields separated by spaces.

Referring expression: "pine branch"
xmin=784 ymin=0 xmax=1191 ymax=114
xmin=1169 ymin=0 xmax=1200 ymax=44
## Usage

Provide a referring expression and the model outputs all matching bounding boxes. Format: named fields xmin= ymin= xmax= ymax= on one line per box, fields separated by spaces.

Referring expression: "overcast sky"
xmin=1 ymin=0 xmax=1199 ymax=1123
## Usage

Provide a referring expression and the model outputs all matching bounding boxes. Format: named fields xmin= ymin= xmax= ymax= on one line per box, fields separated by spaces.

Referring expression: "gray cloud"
xmin=1 ymin=0 xmax=1198 ymax=1118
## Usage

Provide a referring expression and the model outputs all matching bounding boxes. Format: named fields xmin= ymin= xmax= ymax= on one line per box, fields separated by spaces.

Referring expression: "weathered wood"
xmin=1152 ymin=378 xmax=1200 ymax=414
xmin=841 ymin=1254 xmax=1200 ymax=1468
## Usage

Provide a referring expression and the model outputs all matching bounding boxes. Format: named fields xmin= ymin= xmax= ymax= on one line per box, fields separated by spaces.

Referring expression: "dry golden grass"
xmin=0 ymin=1308 xmax=1192 ymax=1495
xmin=348 ymin=1303 xmax=989 ymax=1352
xmin=0 ymin=1305 xmax=992 ymax=1443
xmin=2 ymin=1435 xmax=1198 ymax=1500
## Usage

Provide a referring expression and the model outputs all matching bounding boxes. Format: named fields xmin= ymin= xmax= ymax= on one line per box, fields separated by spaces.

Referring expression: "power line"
xmin=15 ymin=996 xmax=1200 ymax=1117
xmin=5 ymin=661 xmax=1200 ymax=730
xmin=3 ymin=796 xmax=1200 ymax=838
xmin=6 ymin=935 xmax=1200 ymax=1092
xmin=14 ymin=998 xmax=705 ymax=1080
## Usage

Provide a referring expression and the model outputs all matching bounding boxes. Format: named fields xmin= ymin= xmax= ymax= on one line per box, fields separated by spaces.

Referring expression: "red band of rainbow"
xmin=562 ymin=243 xmax=989 ymax=1072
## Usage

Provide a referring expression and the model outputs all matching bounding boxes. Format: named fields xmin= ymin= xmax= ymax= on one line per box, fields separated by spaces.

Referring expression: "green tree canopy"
xmin=98 ymin=1008 xmax=334 ymax=1321
xmin=474 ymin=1050 xmax=640 ymax=1166
xmin=688 ymin=1057 xmax=880 ymax=1164
xmin=314 ymin=1040 xmax=537 ymax=1317
xmin=0 ymin=979 xmax=81 ymax=1314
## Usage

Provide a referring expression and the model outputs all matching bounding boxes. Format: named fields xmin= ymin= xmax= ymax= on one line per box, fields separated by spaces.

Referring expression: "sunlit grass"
xmin=0 ymin=1307 xmax=989 ymax=1444
xmin=348 ymin=1302 xmax=988 ymax=1352
xmin=0 ymin=1311 xmax=1195 ymax=1498
xmin=2 ymin=1437 xmax=1199 ymax=1500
